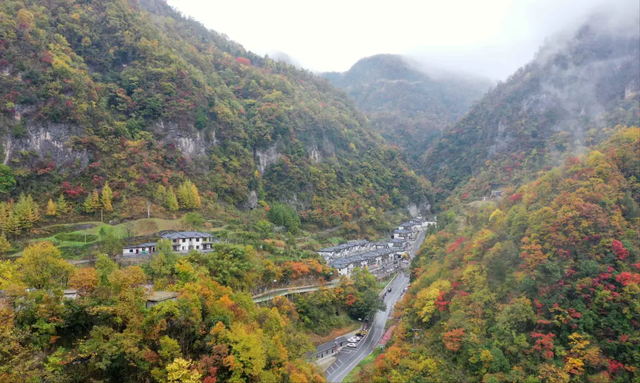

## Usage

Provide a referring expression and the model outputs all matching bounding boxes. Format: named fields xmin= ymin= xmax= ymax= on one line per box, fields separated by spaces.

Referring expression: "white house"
xmin=122 ymin=242 xmax=157 ymax=256
xmin=317 ymin=240 xmax=373 ymax=262
xmin=160 ymin=231 xmax=215 ymax=253
xmin=393 ymin=229 xmax=415 ymax=240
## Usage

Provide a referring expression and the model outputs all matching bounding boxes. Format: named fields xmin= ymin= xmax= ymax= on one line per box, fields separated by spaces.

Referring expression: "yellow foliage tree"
xmin=0 ymin=233 xmax=11 ymax=254
xmin=46 ymin=198 xmax=57 ymax=217
xmin=165 ymin=358 xmax=201 ymax=383
xmin=101 ymin=182 xmax=113 ymax=212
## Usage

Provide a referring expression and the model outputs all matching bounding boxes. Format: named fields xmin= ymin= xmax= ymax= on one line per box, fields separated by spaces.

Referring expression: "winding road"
xmin=324 ymin=229 xmax=426 ymax=382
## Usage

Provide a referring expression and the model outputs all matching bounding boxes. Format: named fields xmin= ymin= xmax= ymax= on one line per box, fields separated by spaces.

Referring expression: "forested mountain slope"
xmin=363 ymin=126 xmax=640 ymax=382
xmin=0 ymin=0 xmax=429 ymax=227
xmin=324 ymin=54 xmax=491 ymax=164
xmin=422 ymin=15 xmax=640 ymax=204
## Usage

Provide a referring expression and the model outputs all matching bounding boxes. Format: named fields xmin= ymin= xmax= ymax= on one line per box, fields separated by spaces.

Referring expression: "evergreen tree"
xmin=101 ymin=182 xmax=113 ymax=212
xmin=166 ymin=187 xmax=179 ymax=211
xmin=46 ymin=198 xmax=57 ymax=217
xmin=56 ymin=194 xmax=69 ymax=215
xmin=0 ymin=202 xmax=9 ymax=230
xmin=84 ymin=189 xmax=101 ymax=214
xmin=4 ymin=210 xmax=21 ymax=237
xmin=156 ymin=184 xmax=167 ymax=205
xmin=25 ymin=194 xmax=40 ymax=227
xmin=0 ymin=233 xmax=10 ymax=254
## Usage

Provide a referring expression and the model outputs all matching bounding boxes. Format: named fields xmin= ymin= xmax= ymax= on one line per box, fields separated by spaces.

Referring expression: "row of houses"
xmin=122 ymin=231 xmax=216 ymax=256
xmin=319 ymin=217 xmax=435 ymax=278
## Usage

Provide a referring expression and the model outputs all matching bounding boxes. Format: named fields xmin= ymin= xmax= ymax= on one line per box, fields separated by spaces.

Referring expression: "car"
xmin=355 ymin=336 xmax=362 ymax=341
xmin=346 ymin=343 xmax=357 ymax=348
xmin=356 ymin=330 xmax=367 ymax=336
xmin=387 ymin=287 xmax=392 ymax=292
xmin=348 ymin=337 xmax=358 ymax=343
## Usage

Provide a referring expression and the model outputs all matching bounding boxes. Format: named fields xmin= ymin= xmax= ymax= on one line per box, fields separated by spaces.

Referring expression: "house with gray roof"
xmin=160 ymin=231 xmax=215 ymax=253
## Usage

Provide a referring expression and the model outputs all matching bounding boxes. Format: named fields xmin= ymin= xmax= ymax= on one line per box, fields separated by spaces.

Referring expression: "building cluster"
xmin=318 ymin=217 xmax=435 ymax=278
xmin=122 ymin=231 xmax=216 ymax=256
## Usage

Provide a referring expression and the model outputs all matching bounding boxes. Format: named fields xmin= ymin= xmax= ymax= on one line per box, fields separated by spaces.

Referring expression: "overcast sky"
xmin=167 ymin=0 xmax=637 ymax=80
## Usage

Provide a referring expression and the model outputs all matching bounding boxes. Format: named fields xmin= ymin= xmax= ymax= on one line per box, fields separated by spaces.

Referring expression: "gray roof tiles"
xmin=318 ymin=240 xmax=369 ymax=253
xmin=160 ymin=231 xmax=212 ymax=239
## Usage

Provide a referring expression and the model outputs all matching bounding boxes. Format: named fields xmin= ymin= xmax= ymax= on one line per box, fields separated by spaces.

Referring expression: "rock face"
xmin=152 ymin=121 xmax=214 ymax=159
xmin=246 ymin=190 xmax=258 ymax=209
xmin=255 ymin=142 xmax=281 ymax=174
xmin=407 ymin=200 xmax=431 ymax=217
xmin=3 ymin=122 xmax=89 ymax=170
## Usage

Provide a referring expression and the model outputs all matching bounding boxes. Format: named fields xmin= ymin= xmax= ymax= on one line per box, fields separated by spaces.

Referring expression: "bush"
xmin=267 ymin=203 xmax=301 ymax=234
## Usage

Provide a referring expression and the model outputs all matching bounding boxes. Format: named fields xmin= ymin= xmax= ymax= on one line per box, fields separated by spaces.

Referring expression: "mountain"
xmin=421 ymin=13 xmax=640 ymax=204
xmin=324 ymin=54 xmax=492 ymax=163
xmin=0 ymin=0 xmax=430 ymax=226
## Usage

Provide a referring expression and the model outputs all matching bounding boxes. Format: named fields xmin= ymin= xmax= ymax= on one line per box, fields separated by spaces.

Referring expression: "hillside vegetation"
xmin=0 ymin=0 xmax=429 ymax=230
xmin=421 ymin=16 xmax=639 ymax=205
xmin=361 ymin=126 xmax=640 ymax=382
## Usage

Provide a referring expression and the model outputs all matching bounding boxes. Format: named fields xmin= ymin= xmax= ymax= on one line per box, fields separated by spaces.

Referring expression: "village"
xmin=316 ymin=216 xmax=435 ymax=279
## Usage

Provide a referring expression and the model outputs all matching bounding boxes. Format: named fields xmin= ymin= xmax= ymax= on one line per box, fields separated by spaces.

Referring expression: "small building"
xmin=491 ymin=190 xmax=504 ymax=199
xmin=122 ymin=242 xmax=157 ymax=256
xmin=160 ymin=231 xmax=215 ymax=253
xmin=146 ymin=291 xmax=179 ymax=309
xmin=393 ymin=229 xmax=415 ymax=240
xmin=317 ymin=240 xmax=372 ymax=262
xmin=63 ymin=289 xmax=78 ymax=300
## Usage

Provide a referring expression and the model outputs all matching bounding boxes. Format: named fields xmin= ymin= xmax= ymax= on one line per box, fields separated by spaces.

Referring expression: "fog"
xmin=167 ymin=0 xmax=638 ymax=80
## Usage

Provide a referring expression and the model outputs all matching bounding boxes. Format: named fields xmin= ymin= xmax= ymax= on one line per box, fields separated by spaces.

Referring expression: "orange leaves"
xmin=68 ymin=267 xmax=98 ymax=295
xmin=616 ymin=271 xmax=640 ymax=286
xmin=446 ymin=237 xmax=466 ymax=254
xmin=520 ymin=237 xmax=548 ymax=271
xmin=443 ymin=328 xmax=465 ymax=352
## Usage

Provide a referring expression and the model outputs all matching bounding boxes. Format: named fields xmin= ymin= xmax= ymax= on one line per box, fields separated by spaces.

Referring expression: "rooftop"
xmin=318 ymin=240 xmax=369 ymax=253
xmin=124 ymin=242 xmax=157 ymax=249
xmin=394 ymin=229 xmax=412 ymax=234
xmin=330 ymin=248 xmax=396 ymax=269
xmin=160 ymin=231 xmax=212 ymax=239
xmin=147 ymin=291 xmax=179 ymax=302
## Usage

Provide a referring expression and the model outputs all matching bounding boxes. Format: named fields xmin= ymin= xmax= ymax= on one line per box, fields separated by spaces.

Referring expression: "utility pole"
xmin=146 ymin=201 xmax=151 ymax=219
xmin=100 ymin=208 xmax=103 ymax=223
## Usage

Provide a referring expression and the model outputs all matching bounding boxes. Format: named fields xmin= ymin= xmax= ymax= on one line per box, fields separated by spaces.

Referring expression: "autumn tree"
xmin=166 ymin=187 xmax=179 ymax=211
xmin=17 ymin=242 xmax=74 ymax=289
xmin=84 ymin=189 xmax=101 ymax=214
xmin=101 ymin=182 xmax=113 ymax=212
xmin=177 ymin=180 xmax=201 ymax=209
xmin=56 ymin=194 xmax=69 ymax=215
xmin=46 ymin=198 xmax=57 ymax=217
xmin=0 ymin=233 xmax=11 ymax=254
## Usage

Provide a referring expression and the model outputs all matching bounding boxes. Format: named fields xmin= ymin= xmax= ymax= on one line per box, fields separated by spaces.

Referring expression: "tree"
xmin=183 ymin=212 xmax=205 ymax=230
xmin=166 ymin=187 xmax=179 ymax=211
xmin=267 ymin=203 xmax=301 ymax=234
xmin=14 ymin=193 xmax=39 ymax=230
xmin=17 ymin=242 xmax=74 ymax=289
xmin=46 ymin=198 xmax=57 ymax=217
xmin=165 ymin=358 xmax=201 ymax=383
xmin=0 ymin=164 xmax=16 ymax=195
xmin=101 ymin=182 xmax=113 ymax=212
xmin=0 ymin=233 xmax=11 ymax=254
xmin=156 ymin=185 xmax=168 ymax=204
xmin=177 ymin=180 xmax=201 ymax=209
xmin=84 ymin=189 xmax=101 ymax=214
xmin=56 ymin=195 xmax=69 ymax=215
xmin=148 ymin=239 xmax=177 ymax=284
xmin=98 ymin=226 xmax=122 ymax=257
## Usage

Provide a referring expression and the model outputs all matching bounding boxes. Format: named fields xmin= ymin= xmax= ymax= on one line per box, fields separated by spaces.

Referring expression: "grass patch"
xmin=54 ymin=232 xmax=98 ymax=242
xmin=343 ymin=348 xmax=382 ymax=383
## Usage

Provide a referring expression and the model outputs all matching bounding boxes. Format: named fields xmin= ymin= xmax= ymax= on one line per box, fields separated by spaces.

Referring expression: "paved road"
xmin=324 ymin=229 xmax=426 ymax=382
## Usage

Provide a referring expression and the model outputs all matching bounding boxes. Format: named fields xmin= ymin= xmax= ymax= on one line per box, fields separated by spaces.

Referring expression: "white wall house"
xmin=122 ymin=242 xmax=157 ymax=256
xmin=161 ymin=231 xmax=214 ymax=253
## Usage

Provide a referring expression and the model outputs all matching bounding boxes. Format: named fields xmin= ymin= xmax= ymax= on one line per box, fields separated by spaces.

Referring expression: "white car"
xmin=355 ymin=336 xmax=362 ymax=341
xmin=348 ymin=337 xmax=358 ymax=343
xmin=346 ymin=343 xmax=357 ymax=348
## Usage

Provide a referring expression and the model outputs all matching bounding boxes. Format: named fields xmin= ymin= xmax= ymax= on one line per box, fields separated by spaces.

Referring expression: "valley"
xmin=0 ymin=0 xmax=638 ymax=382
